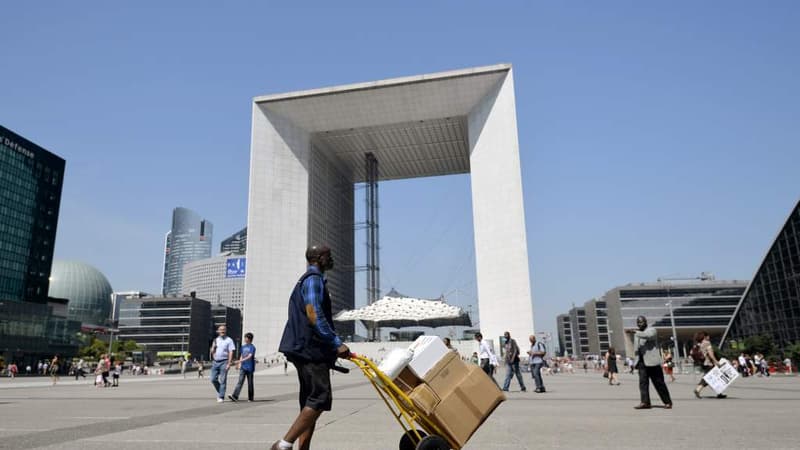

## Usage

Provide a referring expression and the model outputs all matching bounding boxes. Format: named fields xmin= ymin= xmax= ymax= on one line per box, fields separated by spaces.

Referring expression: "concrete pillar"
xmin=467 ymin=69 xmax=534 ymax=352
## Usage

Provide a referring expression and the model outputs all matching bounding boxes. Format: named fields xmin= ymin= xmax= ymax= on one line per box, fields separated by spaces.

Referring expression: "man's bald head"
xmin=306 ymin=245 xmax=334 ymax=272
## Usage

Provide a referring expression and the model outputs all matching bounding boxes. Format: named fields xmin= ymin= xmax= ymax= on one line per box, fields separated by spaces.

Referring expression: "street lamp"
xmin=665 ymin=300 xmax=680 ymax=368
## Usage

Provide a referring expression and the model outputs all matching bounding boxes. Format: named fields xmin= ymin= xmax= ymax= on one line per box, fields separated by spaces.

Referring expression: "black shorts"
xmin=294 ymin=361 xmax=332 ymax=411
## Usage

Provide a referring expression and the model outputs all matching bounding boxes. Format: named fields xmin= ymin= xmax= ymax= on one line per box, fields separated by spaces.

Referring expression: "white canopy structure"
xmin=334 ymin=290 xmax=472 ymax=328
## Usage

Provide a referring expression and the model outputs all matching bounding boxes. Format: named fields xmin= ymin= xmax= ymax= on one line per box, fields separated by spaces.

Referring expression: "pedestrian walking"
xmin=663 ymin=353 xmax=676 ymax=382
xmin=528 ymin=334 xmax=547 ymax=393
xmin=501 ymin=331 xmax=526 ymax=392
xmin=272 ymin=245 xmax=350 ymax=450
xmin=443 ymin=337 xmax=459 ymax=354
xmin=112 ymin=362 xmax=121 ymax=387
xmin=626 ymin=316 xmax=672 ymax=410
xmin=474 ymin=332 xmax=500 ymax=388
xmin=197 ymin=360 xmax=205 ymax=378
xmin=101 ymin=354 xmax=111 ymax=387
xmin=229 ymin=332 xmax=257 ymax=402
xmin=210 ymin=325 xmax=236 ymax=403
xmin=692 ymin=331 xmax=727 ymax=399
xmin=49 ymin=355 xmax=60 ymax=386
xmin=8 ymin=363 xmax=17 ymax=379
xmin=181 ymin=358 xmax=187 ymax=378
xmin=94 ymin=360 xmax=104 ymax=387
xmin=606 ymin=348 xmax=620 ymax=386
xmin=74 ymin=358 xmax=86 ymax=380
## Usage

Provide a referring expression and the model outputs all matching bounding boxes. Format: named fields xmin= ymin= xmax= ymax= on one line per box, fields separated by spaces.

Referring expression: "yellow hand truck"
xmin=348 ymin=354 xmax=458 ymax=450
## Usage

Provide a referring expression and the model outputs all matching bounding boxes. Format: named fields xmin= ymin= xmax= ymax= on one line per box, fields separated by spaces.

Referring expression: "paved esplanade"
xmin=0 ymin=367 xmax=797 ymax=449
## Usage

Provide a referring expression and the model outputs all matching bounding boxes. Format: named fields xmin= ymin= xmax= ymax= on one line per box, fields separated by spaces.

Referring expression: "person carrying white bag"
xmin=693 ymin=331 xmax=728 ymax=399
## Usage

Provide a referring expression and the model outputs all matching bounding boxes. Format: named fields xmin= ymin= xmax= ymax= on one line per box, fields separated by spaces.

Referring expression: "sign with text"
xmin=702 ymin=359 xmax=739 ymax=394
xmin=225 ymin=257 xmax=246 ymax=278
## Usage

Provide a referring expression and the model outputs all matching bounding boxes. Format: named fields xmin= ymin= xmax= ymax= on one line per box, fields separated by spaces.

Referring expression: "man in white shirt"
xmin=210 ymin=325 xmax=236 ymax=402
xmin=474 ymin=332 xmax=499 ymax=387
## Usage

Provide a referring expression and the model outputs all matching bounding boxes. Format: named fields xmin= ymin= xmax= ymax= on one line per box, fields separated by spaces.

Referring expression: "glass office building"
xmin=723 ymin=200 xmax=800 ymax=349
xmin=117 ymin=295 xmax=213 ymax=360
xmin=0 ymin=125 xmax=80 ymax=365
xmin=0 ymin=125 xmax=64 ymax=304
xmin=220 ymin=227 xmax=247 ymax=255
xmin=162 ymin=207 xmax=213 ymax=295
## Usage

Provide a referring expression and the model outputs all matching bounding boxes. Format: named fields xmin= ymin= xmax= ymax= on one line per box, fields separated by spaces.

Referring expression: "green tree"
xmin=785 ymin=342 xmax=800 ymax=364
xmin=742 ymin=334 xmax=778 ymax=359
xmin=78 ymin=336 xmax=109 ymax=360
xmin=111 ymin=339 xmax=142 ymax=355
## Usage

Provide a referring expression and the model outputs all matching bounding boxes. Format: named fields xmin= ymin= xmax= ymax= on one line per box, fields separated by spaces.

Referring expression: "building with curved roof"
xmin=48 ymin=260 xmax=113 ymax=327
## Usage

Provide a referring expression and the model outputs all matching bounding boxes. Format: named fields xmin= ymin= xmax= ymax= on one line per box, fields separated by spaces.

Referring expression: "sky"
xmin=2 ymin=2 xmax=798 ymax=339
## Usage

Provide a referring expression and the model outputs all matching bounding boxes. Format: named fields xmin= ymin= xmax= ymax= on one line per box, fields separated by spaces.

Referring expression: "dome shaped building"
xmin=48 ymin=260 xmax=113 ymax=327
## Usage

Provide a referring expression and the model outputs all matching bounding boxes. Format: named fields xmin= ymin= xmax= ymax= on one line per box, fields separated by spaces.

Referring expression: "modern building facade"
xmin=584 ymin=299 xmax=611 ymax=355
xmin=0 ymin=125 xmax=64 ymax=304
xmin=246 ymin=64 xmax=534 ymax=357
xmin=48 ymin=260 xmax=113 ymax=328
xmin=182 ymin=253 xmax=246 ymax=310
xmin=723 ymin=200 xmax=800 ymax=350
xmin=0 ymin=125 xmax=80 ymax=366
xmin=162 ymin=208 xmax=213 ymax=296
xmin=211 ymin=304 xmax=243 ymax=348
xmin=220 ymin=227 xmax=247 ymax=255
xmin=556 ymin=306 xmax=592 ymax=357
xmin=556 ymin=276 xmax=747 ymax=358
xmin=603 ymin=276 xmax=748 ymax=357
xmin=117 ymin=294 xmax=213 ymax=360
xmin=110 ymin=291 xmax=151 ymax=322
xmin=556 ymin=314 xmax=573 ymax=357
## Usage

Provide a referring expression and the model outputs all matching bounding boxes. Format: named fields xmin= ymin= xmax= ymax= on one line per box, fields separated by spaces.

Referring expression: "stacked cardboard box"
xmin=397 ymin=343 xmax=506 ymax=447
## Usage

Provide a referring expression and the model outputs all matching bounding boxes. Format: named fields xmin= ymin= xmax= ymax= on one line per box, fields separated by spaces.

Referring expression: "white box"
xmin=407 ymin=336 xmax=449 ymax=379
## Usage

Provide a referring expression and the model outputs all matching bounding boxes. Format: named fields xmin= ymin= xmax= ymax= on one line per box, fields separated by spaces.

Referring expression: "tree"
xmin=785 ymin=342 xmax=800 ymax=364
xmin=742 ymin=334 xmax=778 ymax=360
xmin=112 ymin=340 xmax=142 ymax=354
xmin=78 ymin=336 xmax=108 ymax=360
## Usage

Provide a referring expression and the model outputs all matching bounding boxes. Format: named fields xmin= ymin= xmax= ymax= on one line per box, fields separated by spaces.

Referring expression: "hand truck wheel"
xmin=399 ymin=430 xmax=427 ymax=450
xmin=416 ymin=435 xmax=450 ymax=450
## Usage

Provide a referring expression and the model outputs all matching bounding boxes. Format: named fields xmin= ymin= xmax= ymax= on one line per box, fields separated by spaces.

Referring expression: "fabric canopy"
xmin=333 ymin=290 xmax=472 ymax=328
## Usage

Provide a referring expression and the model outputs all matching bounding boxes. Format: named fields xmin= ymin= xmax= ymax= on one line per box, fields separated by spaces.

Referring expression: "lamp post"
xmin=666 ymin=300 xmax=680 ymax=369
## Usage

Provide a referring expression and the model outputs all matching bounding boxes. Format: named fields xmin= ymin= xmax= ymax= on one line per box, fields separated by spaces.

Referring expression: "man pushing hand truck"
xmin=272 ymin=245 xmax=350 ymax=450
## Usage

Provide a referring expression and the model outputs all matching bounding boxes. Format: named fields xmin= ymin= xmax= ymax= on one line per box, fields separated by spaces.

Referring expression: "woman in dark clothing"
xmin=606 ymin=347 xmax=620 ymax=386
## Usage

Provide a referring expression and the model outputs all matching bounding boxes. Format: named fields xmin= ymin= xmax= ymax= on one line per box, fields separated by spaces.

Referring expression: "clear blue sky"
xmin=2 ymin=2 xmax=798 ymax=339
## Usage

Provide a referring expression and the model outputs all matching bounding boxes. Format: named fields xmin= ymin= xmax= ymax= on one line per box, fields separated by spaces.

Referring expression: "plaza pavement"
xmin=0 ymin=365 xmax=797 ymax=449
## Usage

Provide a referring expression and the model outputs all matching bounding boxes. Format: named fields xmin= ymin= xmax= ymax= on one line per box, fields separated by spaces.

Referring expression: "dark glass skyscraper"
xmin=0 ymin=125 xmax=80 ymax=366
xmin=162 ymin=208 xmax=213 ymax=295
xmin=0 ymin=125 xmax=64 ymax=304
xmin=723 ymin=200 xmax=800 ymax=349
xmin=220 ymin=227 xmax=247 ymax=255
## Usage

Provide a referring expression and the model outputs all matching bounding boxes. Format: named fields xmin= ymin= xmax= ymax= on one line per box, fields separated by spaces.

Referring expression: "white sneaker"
xmin=216 ymin=398 xmax=224 ymax=403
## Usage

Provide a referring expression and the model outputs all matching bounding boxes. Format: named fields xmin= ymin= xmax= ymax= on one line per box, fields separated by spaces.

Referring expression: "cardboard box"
xmin=422 ymin=351 xmax=470 ymax=395
xmin=408 ymin=383 xmax=440 ymax=416
xmin=407 ymin=336 xmax=449 ymax=379
xmin=395 ymin=367 xmax=421 ymax=394
xmin=428 ymin=364 xmax=506 ymax=447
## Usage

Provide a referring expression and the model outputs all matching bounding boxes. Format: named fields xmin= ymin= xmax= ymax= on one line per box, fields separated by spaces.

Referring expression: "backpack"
xmin=690 ymin=344 xmax=705 ymax=364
